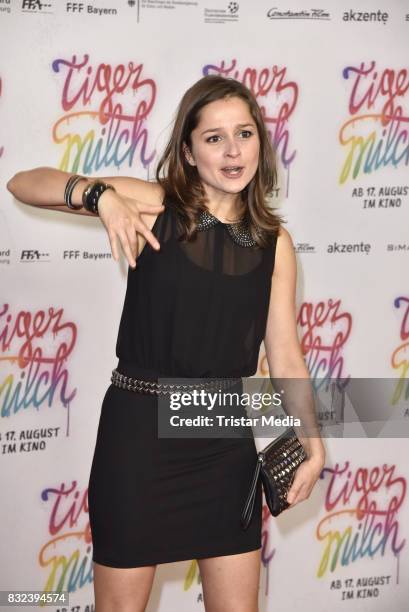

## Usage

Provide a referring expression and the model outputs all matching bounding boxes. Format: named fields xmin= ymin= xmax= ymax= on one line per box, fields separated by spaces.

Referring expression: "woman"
xmin=7 ymin=75 xmax=325 ymax=612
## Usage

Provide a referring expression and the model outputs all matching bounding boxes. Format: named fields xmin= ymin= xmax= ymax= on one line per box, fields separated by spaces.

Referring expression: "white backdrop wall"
xmin=1 ymin=1 xmax=408 ymax=610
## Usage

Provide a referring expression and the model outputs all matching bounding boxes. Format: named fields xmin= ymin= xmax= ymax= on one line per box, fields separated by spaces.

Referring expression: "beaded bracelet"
xmin=82 ymin=180 xmax=116 ymax=215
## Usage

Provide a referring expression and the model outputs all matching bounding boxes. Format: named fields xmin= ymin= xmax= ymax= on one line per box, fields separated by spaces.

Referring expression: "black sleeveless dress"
xmin=88 ymin=196 xmax=278 ymax=568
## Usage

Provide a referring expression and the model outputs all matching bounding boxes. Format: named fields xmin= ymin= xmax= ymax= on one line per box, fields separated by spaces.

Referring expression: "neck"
xmin=203 ymin=190 xmax=246 ymax=223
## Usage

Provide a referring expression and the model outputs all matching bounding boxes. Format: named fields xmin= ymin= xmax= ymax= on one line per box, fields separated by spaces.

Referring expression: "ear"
xmin=183 ymin=143 xmax=196 ymax=166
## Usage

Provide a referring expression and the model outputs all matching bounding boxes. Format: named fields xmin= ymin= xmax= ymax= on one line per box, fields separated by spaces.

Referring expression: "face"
xmin=183 ymin=96 xmax=260 ymax=201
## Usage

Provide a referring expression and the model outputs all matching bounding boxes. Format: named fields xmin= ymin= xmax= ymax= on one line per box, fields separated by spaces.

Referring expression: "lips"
xmin=220 ymin=166 xmax=244 ymax=178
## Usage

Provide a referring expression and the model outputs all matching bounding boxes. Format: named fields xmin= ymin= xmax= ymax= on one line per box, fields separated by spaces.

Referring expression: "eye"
xmin=206 ymin=135 xmax=221 ymax=143
xmin=205 ymin=130 xmax=254 ymax=143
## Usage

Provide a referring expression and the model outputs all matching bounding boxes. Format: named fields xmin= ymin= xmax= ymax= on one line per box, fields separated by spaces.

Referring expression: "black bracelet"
xmin=64 ymin=175 xmax=88 ymax=210
xmin=82 ymin=181 xmax=116 ymax=215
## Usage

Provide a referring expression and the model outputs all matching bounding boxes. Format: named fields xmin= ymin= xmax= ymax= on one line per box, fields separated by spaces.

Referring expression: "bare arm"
xmin=6 ymin=167 xmax=164 ymax=215
xmin=6 ymin=167 xmax=165 ymax=267
xmin=263 ymin=227 xmax=326 ymax=508
xmin=264 ymin=227 xmax=325 ymax=462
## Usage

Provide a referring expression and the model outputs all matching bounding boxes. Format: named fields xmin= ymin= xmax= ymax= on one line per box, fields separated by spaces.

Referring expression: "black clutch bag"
xmin=241 ymin=426 xmax=308 ymax=529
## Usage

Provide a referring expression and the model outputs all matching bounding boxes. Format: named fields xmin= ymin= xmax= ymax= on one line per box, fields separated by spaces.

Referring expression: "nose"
xmin=224 ymin=136 xmax=241 ymax=158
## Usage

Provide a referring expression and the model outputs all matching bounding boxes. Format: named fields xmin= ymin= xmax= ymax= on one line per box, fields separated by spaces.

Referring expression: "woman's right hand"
xmin=97 ymin=189 xmax=165 ymax=269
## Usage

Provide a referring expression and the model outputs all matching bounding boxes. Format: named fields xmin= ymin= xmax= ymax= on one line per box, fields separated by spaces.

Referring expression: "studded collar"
xmin=196 ymin=209 xmax=256 ymax=248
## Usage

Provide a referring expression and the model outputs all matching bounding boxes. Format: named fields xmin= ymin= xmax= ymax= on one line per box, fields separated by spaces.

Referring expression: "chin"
xmin=222 ymin=180 xmax=251 ymax=194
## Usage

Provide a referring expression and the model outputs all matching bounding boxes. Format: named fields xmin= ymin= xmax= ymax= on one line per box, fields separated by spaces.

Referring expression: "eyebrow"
xmin=200 ymin=123 xmax=256 ymax=136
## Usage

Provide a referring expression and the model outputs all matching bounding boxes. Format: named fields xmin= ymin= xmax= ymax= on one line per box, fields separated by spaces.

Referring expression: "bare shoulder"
xmin=276 ymin=226 xmax=294 ymax=249
xmin=273 ymin=226 xmax=296 ymax=277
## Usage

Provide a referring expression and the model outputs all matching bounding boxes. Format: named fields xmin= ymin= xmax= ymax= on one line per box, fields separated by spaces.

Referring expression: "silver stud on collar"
xmin=196 ymin=210 xmax=257 ymax=248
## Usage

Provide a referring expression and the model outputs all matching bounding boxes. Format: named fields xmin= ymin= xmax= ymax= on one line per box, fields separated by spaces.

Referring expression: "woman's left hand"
xmin=286 ymin=454 xmax=325 ymax=507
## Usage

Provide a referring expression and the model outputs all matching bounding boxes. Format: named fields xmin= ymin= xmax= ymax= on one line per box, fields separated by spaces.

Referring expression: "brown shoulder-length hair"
xmin=155 ymin=75 xmax=285 ymax=248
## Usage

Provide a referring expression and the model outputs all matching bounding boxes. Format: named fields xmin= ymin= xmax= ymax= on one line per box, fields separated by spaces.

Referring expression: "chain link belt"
xmin=111 ymin=368 xmax=242 ymax=396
